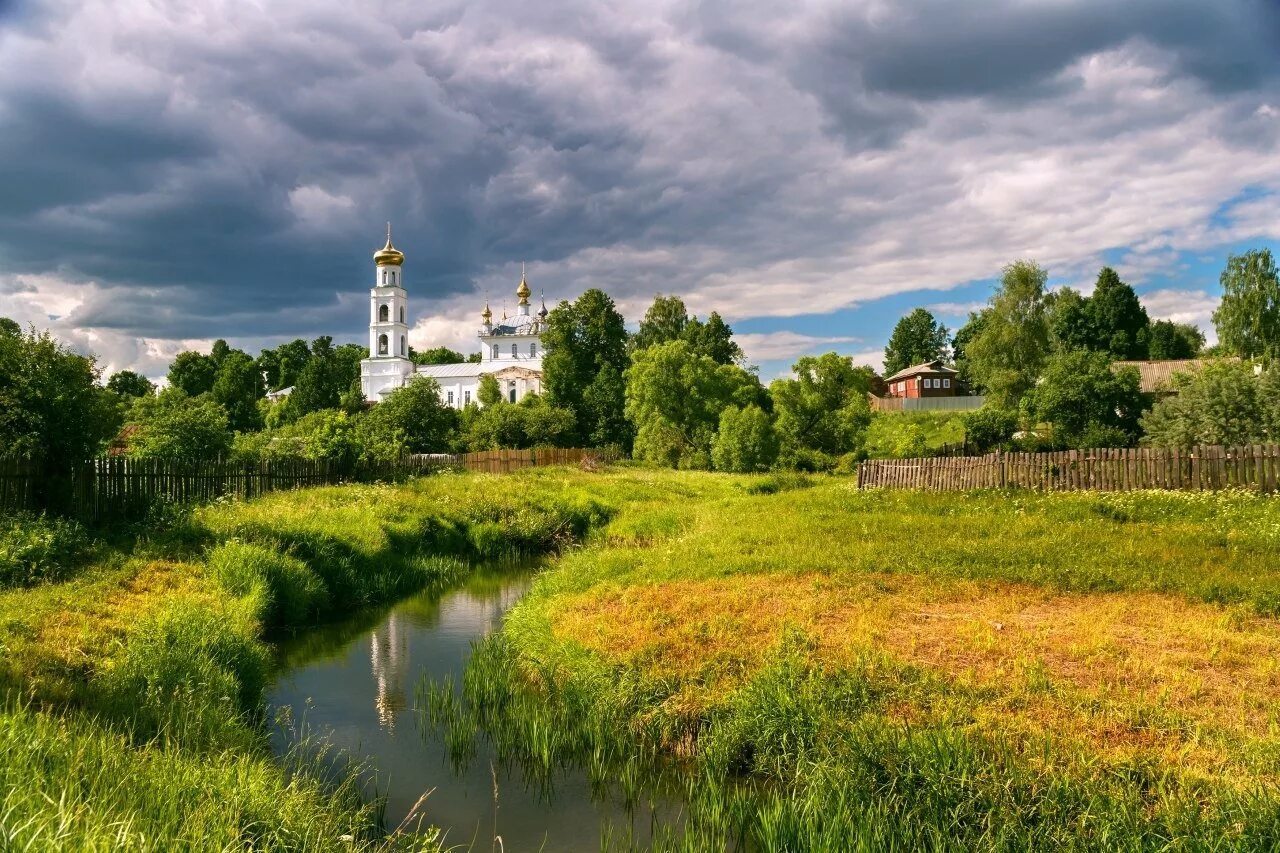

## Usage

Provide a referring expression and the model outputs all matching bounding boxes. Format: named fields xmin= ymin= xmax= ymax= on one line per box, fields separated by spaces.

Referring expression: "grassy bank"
xmin=431 ymin=477 xmax=1280 ymax=850
xmin=0 ymin=468 xmax=645 ymax=851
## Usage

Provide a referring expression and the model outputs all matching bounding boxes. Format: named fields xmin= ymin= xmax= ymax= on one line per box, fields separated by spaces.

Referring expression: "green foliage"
xmin=127 ymin=388 xmax=233 ymax=459
xmin=1023 ymin=350 xmax=1145 ymax=448
xmin=255 ymin=338 xmax=311 ymax=392
xmin=1085 ymin=267 xmax=1150 ymax=359
xmin=106 ymin=370 xmax=155 ymax=399
xmin=712 ymin=404 xmax=779 ymax=472
xmin=462 ymin=395 xmax=576 ymax=451
xmin=206 ymin=541 xmax=329 ymax=627
xmin=0 ymin=513 xmax=90 ymax=588
xmin=0 ymin=326 xmax=121 ymax=463
xmin=1213 ymin=248 xmax=1280 ymax=359
xmin=210 ymin=350 xmax=265 ymax=432
xmin=167 ymin=349 xmax=218 ymax=397
xmin=863 ymin=412 xmax=966 ymax=459
xmin=964 ymin=260 xmax=1050 ymax=405
xmin=1147 ymin=320 xmax=1204 ymax=360
xmin=882 ymin=308 xmax=949 ymax=376
xmin=0 ymin=317 xmax=19 ymax=337
xmin=477 ymin=373 xmax=501 ymax=406
xmin=1045 ymin=287 xmax=1093 ymax=353
xmin=625 ymin=340 xmax=762 ymax=468
xmin=962 ymin=405 xmax=1019 ymax=453
xmin=542 ymin=289 xmax=632 ymax=448
xmin=233 ymin=409 xmax=368 ymax=463
xmin=951 ymin=309 xmax=990 ymax=393
xmin=361 ymin=376 xmax=457 ymax=454
xmin=632 ymin=294 xmax=744 ymax=365
xmin=277 ymin=337 xmax=366 ymax=423
xmin=410 ymin=345 xmax=468 ymax=365
xmin=771 ymin=353 xmax=873 ymax=469
xmin=1141 ymin=359 xmax=1275 ymax=448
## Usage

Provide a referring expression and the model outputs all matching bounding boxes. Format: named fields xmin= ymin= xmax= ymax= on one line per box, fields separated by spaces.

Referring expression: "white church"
xmin=359 ymin=227 xmax=549 ymax=408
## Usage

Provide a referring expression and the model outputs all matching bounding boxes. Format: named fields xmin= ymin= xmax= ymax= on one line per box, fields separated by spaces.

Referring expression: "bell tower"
xmin=360 ymin=223 xmax=414 ymax=400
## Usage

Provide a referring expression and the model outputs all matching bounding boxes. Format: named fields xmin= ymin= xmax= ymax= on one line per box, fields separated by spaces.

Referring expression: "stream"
xmin=268 ymin=564 xmax=670 ymax=851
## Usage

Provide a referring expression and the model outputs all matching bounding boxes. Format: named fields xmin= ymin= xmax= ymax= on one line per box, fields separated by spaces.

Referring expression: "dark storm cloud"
xmin=0 ymin=0 xmax=1277 ymax=371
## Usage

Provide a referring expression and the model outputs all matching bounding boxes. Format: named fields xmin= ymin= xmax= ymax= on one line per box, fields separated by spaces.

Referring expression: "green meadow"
xmin=5 ymin=466 xmax=1280 ymax=850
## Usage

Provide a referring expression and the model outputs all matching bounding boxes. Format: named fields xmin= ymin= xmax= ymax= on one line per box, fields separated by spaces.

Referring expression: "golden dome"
xmin=516 ymin=264 xmax=531 ymax=304
xmin=373 ymin=223 xmax=404 ymax=267
xmin=482 ymin=303 xmax=492 ymax=324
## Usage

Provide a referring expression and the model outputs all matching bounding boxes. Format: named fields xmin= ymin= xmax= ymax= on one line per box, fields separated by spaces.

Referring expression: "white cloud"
xmin=1140 ymin=288 xmax=1219 ymax=340
xmin=737 ymin=331 xmax=858 ymax=362
xmin=925 ymin=301 xmax=986 ymax=318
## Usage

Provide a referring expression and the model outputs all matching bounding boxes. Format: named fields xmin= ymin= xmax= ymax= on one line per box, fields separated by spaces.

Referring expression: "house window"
xmin=378 ymin=334 xmax=388 ymax=355
xmin=464 ymin=391 xmax=471 ymax=404
xmin=509 ymin=381 xmax=517 ymax=403
xmin=511 ymin=343 xmax=518 ymax=357
xmin=447 ymin=391 xmax=454 ymax=406
xmin=943 ymin=378 xmax=951 ymax=388
xmin=530 ymin=342 xmax=537 ymax=357
xmin=492 ymin=344 xmax=499 ymax=359
xmin=379 ymin=304 xmax=389 ymax=322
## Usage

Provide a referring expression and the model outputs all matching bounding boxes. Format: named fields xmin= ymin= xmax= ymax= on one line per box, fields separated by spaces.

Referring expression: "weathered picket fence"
xmin=857 ymin=445 xmax=1280 ymax=493
xmin=0 ymin=448 xmax=609 ymax=522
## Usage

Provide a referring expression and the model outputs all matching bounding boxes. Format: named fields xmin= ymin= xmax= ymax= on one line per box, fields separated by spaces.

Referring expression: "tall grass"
xmin=422 ymin=479 xmax=1280 ymax=850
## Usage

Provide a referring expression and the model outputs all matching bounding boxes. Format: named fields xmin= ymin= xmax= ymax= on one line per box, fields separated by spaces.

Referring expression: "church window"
xmin=400 ymin=336 xmax=406 ymax=356
xmin=378 ymin=334 xmax=388 ymax=355
xmin=464 ymin=390 xmax=471 ymax=404
xmin=391 ymin=270 xmax=397 ymax=286
xmin=399 ymin=307 xmax=405 ymax=323
xmin=447 ymin=391 xmax=454 ymax=406
xmin=379 ymin=304 xmax=389 ymax=322
xmin=381 ymin=270 xmax=387 ymax=285
xmin=530 ymin=343 xmax=537 ymax=357
xmin=511 ymin=343 xmax=518 ymax=357
xmin=492 ymin=344 xmax=499 ymax=359
xmin=509 ymin=381 xmax=517 ymax=403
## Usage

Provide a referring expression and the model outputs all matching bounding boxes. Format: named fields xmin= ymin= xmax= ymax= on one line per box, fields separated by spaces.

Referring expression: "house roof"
xmin=884 ymin=360 xmax=959 ymax=382
xmin=414 ymin=362 xmax=487 ymax=378
xmin=1110 ymin=358 xmax=1223 ymax=393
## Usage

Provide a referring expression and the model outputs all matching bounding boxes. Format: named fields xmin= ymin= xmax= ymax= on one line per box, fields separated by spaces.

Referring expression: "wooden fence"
xmin=857 ymin=445 xmax=1280 ymax=493
xmin=0 ymin=448 xmax=608 ymax=522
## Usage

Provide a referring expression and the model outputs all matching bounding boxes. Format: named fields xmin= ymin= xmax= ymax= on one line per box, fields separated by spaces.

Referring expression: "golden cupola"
xmin=373 ymin=222 xmax=405 ymax=267
xmin=481 ymin=303 xmax=492 ymax=325
xmin=516 ymin=264 xmax=532 ymax=305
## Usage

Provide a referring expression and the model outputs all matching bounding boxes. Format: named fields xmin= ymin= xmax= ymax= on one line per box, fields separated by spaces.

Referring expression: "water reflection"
xmin=268 ymin=566 xmax=666 ymax=851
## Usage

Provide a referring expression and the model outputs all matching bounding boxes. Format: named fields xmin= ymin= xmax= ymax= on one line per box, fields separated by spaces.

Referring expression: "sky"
xmin=0 ymin=0 xmax=1277 ymax=381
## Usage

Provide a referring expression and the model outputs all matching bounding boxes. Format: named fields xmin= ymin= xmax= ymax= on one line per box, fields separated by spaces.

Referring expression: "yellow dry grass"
xmin=548 ymin=573 xmax=1280 ymax=777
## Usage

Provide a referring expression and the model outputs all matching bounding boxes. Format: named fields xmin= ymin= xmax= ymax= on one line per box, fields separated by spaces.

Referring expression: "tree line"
xmin=1 ymin=246 xmax=1277 ymax=474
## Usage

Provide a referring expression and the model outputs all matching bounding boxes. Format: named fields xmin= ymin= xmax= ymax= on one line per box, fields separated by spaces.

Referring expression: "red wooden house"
xmin=883 ymin=359 xmax=960 ymax=398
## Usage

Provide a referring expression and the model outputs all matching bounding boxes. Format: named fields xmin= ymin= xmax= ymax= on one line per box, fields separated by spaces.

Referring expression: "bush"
xmin=0 ymin=513 xmax=91 ymax=588
xmin=206 ymin=542 xmax=329 ymax=627
xmin=863 ymin=412 xmax=966 ymax=459
xmin=963 ymin=405 xmax=1019 ymax=453
xmin=712 ymin=405 xmax=779 ymax=473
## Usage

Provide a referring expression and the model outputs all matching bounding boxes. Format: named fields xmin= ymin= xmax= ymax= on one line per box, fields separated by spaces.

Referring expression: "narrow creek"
xmin=268 ymin=563 xmax=672 ymax=851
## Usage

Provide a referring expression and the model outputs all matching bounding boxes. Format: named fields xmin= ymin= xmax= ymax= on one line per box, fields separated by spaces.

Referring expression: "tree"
xmin=962 ymin=405 xmax=1019 ymax=453
xmin=882 ymin=309 xmax=949 ymax=377
xmin=211 ymin=351 xmax=265 ymax=432
xmin=711 ymin=405 xmax=778 ymax=472
xmin=126 ymin=388 xmax=232 ymax=458
xmin=1147 ymin=321 xmax=1204 ymax=360
xmin=410 ymin=346 xmax=467 ymax=366
xmin=167 ymin=350 xmax=218 ymax=397
xmin=632 ymin=295 xmax=743 ymax=365
xmin=964 ymin=260 xmax=1050 ymax=406
xmin=624 ymin=340 xmax=761 ymax=468
xmin=951 ymin=310 xmax=990 ymax=393
xmin=0 ymin=327 xmax=121 ymax=464
xmin=257 ymin=339 xmax=311 ymax=391
xmin=282 ymin=337 xmax=344 ymax=420
xmin=360 ymin=377 xmax=458 ymax=454
xmin=770 ymin=352 xmax=874 ymax=469
xmin=1141 ymin=360 xmax=1271 ymax=448
xmin=477 ymin=374 xmax=502 ymax=407
xmin=1023 ymin=350 xmax=1145 ymax=448
xmin=1045 ymin=287 xmax=1093 ymax=353
xmin=106 ymin=370 xmax=156 ymax=399
xmin=1213 ymin=249 xmax=1280 ymax=360
xmin=542 ymin=289 xmax=631 ymax=448
xmin=631 ymin=295 xmax=689 ymax=352
xmin=0 ymin=318 xmax=21 ymax=337
xmin=1085 ymin=267 xmax=1149 ymax=359
xmin=463 ymin=395 xmax=576 ymax=450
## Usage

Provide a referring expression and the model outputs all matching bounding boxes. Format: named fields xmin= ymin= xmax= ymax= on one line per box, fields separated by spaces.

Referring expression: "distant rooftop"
xmin=1110 ymin=358 xmax=1228 ymax=393
xmin=884 ymin=359 xmax=959 ymax=383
